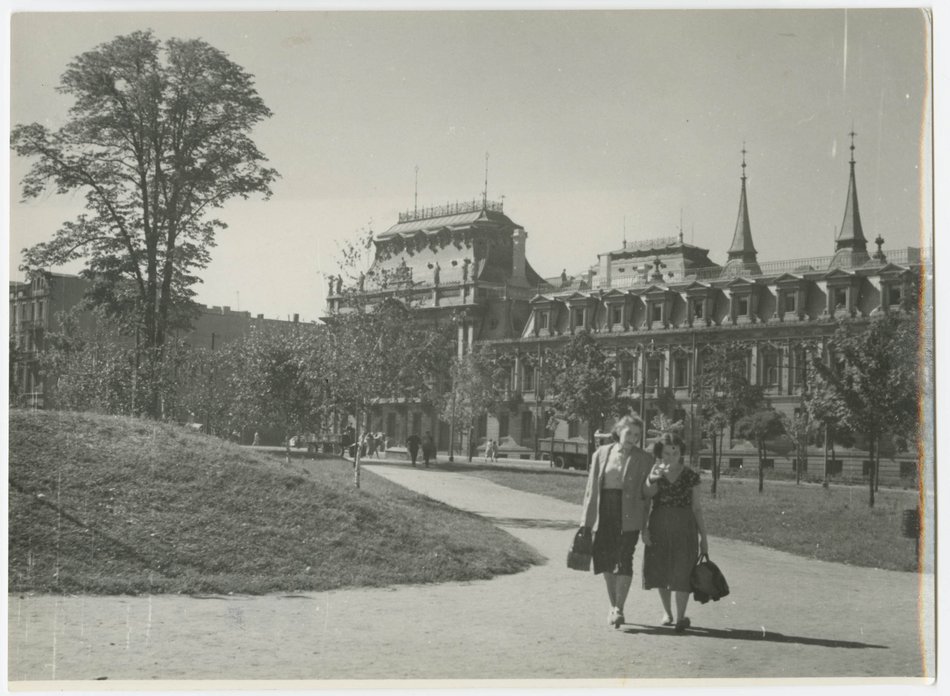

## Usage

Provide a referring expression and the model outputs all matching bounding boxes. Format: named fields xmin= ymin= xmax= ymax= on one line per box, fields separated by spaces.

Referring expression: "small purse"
xmin=567 ymin=527 xmax=593 ymax=571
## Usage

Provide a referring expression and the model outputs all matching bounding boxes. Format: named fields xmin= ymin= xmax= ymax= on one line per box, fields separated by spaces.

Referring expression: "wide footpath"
xmin=8 ymin=457 xmax=935 ymax=685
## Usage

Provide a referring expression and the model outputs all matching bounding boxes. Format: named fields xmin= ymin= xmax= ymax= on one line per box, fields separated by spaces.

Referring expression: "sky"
xmin=6 ymin=5 xmax=933 ymax=323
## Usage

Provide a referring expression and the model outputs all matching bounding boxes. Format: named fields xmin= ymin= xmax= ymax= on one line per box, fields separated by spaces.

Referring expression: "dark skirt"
xmin=592 ymin=489 xmax=639 ymax=576
xmin=642 ymin=506 xmax=699 ymax=592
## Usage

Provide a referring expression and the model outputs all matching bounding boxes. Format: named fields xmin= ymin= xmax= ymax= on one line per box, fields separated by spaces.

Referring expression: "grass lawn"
xmin=8 ymin=410 xmax=543 ymax=595
xmin=451 ymin=463 xmax=921 ymax=572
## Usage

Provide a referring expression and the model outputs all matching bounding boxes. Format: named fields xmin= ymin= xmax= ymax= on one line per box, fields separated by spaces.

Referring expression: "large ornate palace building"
xmin=328 ymin=139 xmax=926 ymax=483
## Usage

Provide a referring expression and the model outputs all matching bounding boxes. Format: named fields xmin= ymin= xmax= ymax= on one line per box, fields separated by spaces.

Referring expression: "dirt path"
xmin=8 ymin=462 xmax=935 ymax=684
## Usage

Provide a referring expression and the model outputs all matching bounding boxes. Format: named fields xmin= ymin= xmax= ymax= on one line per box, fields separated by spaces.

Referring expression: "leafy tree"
xmin=736 ymin=406 xmax=786 ymax=493
xmin=694 ymin=342 xmax=765 ymax=497
xmin=781 ymin=410 xmax=818 ymax=485
xmin=547 ymin=331 xmax=616 ymax=458
xmin=227 ymin=324 xmax=323 ymax=462
xmin=438 ymin=346 xmax=507 ymax=462
xmin=11 ymin=31 xmax=278 ymax=416
xmin=810 ymin=315 xmax=919 ymax=507
xmin=319 ymin=299 xmax=454 ymax=487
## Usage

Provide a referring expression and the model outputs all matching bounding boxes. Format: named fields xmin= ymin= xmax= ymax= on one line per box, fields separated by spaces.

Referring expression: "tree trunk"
xmin=822 ymin=422 xmax=829 ymax=488
xmin=758 ymin=443 xmax=765 ymax=493
xmin=354 ymin=409 xmax=362 ymax=489
xmin=867 ymin=435 xmax=875 ymax=508
xmin=467 ymin=423 xmax=475 ymax=463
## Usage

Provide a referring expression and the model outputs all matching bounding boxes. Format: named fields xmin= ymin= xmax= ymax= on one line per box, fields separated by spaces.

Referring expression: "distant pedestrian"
xmin=406 ymin=433 xmax=422 ymax=467
xmin=252 ymin=431 xmax=260 ymax=446
xmin=422 ymin=432 xmax=436 ymax=468
xmin=486 ymin=439 xmax=498 ymax=462
xmin=580 ymin=415 xmax=653 ymax=629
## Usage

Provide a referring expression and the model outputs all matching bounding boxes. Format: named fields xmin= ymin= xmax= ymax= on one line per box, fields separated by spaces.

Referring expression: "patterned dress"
xmin=642 ymin=466 xmax=701 ymax=592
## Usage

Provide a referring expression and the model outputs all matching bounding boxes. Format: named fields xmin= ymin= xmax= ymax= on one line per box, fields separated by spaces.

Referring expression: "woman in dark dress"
xmin=642 ymin=433 xmax=709 ymax=633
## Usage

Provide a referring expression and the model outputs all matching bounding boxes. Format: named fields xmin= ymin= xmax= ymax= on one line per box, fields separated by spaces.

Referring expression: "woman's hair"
xmin=652 ymin=432 xmax=686 ymax=460
xmin=610 ymin=414 xmax=644 ymax=440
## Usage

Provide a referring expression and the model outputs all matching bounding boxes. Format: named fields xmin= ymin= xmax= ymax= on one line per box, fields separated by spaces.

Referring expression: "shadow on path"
xmin=621 ymin=623 xmax=888 ymax=649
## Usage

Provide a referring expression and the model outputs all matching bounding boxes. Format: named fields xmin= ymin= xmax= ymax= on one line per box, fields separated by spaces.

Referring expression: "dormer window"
xmin=834 ymin=288 xmax=847 ymax=309
xmin=785 ymin=294 xmax=797 ymax=313
xmin=573 ymin=307 xmax=586 ymax=327
xmin=889 ymin=286 xmax=902 ymax=306
xmin=651 ymin=303 xmax=663 ymax=323
xmin=737 ymin=297 xmax=750 ymax=316
xmin=611 ymin=305 xmax=623 ymax=325
xmin=538 ymin=311 xmax=549 ymax=330
xmin=692 ymin=299 xmax=704 ymax=320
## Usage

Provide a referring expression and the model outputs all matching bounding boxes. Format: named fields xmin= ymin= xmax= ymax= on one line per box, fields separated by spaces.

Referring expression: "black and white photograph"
xmin=5 ymin=1 xmax=938 ymax=690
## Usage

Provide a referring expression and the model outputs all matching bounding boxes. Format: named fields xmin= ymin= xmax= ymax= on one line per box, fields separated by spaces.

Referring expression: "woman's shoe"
xmin=674 ymin=617 xmax=691 ymax=634
xmin=607 ymin=608 xmax=618 ymax=627
xmin=614 ymin=610 xmax=625 ymax=628
xmin=661 ymin=615 xmax=675 ymax=626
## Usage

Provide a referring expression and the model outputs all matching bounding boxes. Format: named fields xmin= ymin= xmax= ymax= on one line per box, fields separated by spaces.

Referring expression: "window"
xmin=889 ymin=286 xmax=902 ymax=306
xmin=568 ymin=419 xmax=580 ymax=439
xmin=762 ymin=458 xmax=775 ymax=469
xmin=521 ymin=411 xmax=534 ymax=441
xmin=573 ymin=307 xmax=586 ymax=327
xmin=737 ymin=296 xmax=749 ymax=316
xmin=651 ymin=303 xmax=663 ymax=323
xmin=523 ymin=364 xmax=536 ymax=391
xmin=699 ymin=457 xmax=713 ymax=471
xmin=411 ymin=412 xmax=422 ymax=436
xmin=785 ymin=293 xmax=797 ymax=313
xmin=386 ymin=412 xmax=396 ymax=438
xmin=692 ymin=299 xmax=704 ymax=319
xmin=611 ymin=305 xmax=623 ymax=325
xmin=477 ymin=414 xmax=487 ymax=438
xmin=673 ymin=356 xmax=689 ymax=388
xmin=646 ymin=358 xmax=662 ymax=389
xmin=862 ymin=460 xmax=873 ymax=478
xmin=621 ymin=360 xmax=635 ymax=388
xmin=762 ymin=350 xmax=780 ymax=387
xmin=537 ymin=311 xmax=549 ymax=330
xmin=37 ymin=301 xmax=44 ymax=320
xmin=498 ymin=412 xmax=510 ymax=438
xmin=729 ymin=457 xmax=743 ymax=470
xmin=827 ymin=458 xmax=843 ymax=476
xmin=834 ymin=288 xmax=848 ymax=309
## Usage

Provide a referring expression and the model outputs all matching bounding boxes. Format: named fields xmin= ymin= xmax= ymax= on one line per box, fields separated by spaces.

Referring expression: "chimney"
xmin=293 ymin=313 xmax=299 ymax=323
xmin=223 ymin=306 xmax=231 ymax=313
xmin=511 ymin=227 xmax=527 ymax=280
xmin=257 ymin=314 xmax=264 ymax=319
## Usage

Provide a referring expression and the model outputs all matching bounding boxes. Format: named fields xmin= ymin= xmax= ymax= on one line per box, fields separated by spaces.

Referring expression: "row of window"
xmin=513 ymin=348 xmax=800 ymax=393
xmin=535 ymin=284 xmax=906 ymax=331
xmin=10 ymin=300 xmax=46 ymax=323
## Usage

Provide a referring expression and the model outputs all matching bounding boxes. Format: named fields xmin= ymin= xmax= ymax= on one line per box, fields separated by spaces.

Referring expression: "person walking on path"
xmin=406 ymin=433 xmax=422 ymax=467
xmin=642 ymin=432 xmax=709 ymax=634
xmin=422 ymin=432 xmax=436 ymax=468
xmin=486 ymin=439 xmax=498 ymax=462
xmin=580 ymin=415 xmax=653 ymax=629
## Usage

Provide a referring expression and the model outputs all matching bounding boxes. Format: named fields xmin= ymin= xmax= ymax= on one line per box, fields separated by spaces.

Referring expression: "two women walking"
xmin=580 ymin=418 xmax=709 ymax=632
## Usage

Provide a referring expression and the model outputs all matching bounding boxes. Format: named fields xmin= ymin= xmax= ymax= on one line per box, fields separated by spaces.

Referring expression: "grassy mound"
xmin=9 ymin=410 xmax=543 ymax=595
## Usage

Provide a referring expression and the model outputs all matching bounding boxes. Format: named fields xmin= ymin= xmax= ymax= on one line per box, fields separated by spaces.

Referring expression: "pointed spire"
xmin=725 ymin=144 xmax=760 ymax=276
xmin=831 ymin=128 xmax=870 ymax=268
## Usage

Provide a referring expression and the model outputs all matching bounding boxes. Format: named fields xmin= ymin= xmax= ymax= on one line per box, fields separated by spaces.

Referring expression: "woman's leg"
xmin=674 ymin=591 xmax=690 ymax=622
xmin=614 ymin=574 xmax=632 ymax=616
xmin=603 ymin=572 xmax=618 ymax=608
xmin=658 ymin=588 xmax=674 ymax=623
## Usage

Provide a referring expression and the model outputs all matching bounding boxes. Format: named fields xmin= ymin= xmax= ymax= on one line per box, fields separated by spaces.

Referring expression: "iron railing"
xmin=398 ymin=199 xmax=504 ymax=223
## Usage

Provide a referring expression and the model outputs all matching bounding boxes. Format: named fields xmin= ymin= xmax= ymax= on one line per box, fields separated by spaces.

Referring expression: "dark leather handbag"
xmin=690 ymin=553 xmax=730 ymax=604
xmin=567 ymin=527 xmax=593 ymax=571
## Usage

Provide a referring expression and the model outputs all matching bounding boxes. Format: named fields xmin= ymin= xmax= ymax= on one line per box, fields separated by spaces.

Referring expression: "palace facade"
xmin=328 ymin=139 xmax=927 ymax=485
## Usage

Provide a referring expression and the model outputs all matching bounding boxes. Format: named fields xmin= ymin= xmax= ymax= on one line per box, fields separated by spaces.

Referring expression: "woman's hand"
xmin=642 ymin=529 xmax=652 ymax=546
xmin=699 ymin=536 xmax=708 ymax=554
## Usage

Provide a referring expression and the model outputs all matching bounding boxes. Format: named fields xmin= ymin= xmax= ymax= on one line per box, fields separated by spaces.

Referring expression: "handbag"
xmin=566 ymin=527 xmax=593 ymax=571
xmin=690 ymin=553 xmax=730 ymax=604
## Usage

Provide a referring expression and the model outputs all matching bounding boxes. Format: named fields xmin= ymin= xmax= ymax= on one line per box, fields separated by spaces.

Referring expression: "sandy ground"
xmin=7 ymin=460 xmax=935 ymax=686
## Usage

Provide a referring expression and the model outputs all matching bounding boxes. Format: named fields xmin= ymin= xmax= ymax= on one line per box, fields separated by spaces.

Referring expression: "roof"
xmin=376 ymin=207 xmax=514 ymax=240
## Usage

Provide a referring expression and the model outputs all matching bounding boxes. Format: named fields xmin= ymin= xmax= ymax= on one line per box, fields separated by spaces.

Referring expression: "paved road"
xmin=7 ymin=461 xmax=935 ymax=684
